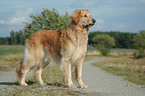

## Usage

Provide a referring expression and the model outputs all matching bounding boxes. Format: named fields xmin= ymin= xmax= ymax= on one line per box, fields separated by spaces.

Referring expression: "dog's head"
xmin=70 ymin=10 xmax=96 ymax=28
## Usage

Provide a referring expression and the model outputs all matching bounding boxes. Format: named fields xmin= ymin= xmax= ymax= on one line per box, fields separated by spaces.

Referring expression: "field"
xmin=0 ymin=46 xmax=24 ymax=70
xmin=87 ymin=48 xmax=136 ymax=57
xmin=93 ymin=57 xmax=145 ymax=85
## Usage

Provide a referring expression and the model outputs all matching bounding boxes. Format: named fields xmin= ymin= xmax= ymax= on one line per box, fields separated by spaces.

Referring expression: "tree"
xmin=19 ymin=30 xmax=24 ymax=45
xmin=10 ymin=31 xmax=15 ymax=45
xmin=92 ymin=34 xmax=115 ymax=56
xmin=23 ymin=8 xmax=71 ymax=38
xmin=133 ymin=30 xmax=145 ymax=58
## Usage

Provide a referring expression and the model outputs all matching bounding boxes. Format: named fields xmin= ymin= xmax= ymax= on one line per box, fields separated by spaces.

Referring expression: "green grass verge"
xmin=0 ymin=49 xmax=24 ymax=56
xmin=0 ymin=45 xmax=24 ymax=56
xmin=92 ymin=57 xmax=145 ymax=85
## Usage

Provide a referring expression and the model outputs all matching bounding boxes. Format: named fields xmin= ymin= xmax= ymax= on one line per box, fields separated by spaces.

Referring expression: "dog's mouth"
xmin=83 ymin=19 xmax=96 ymax=28
xmin=83 ymin=22 xmax=95 ymax=28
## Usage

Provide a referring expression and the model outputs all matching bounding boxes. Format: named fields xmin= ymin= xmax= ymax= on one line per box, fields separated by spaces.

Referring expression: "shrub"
xmin=92 ymin=34 xmax=115 ymax=56
xmin=99 ymin=48 xmax=110 ymax=56
xmin=133 ymin=30 xmax=145 ymax=59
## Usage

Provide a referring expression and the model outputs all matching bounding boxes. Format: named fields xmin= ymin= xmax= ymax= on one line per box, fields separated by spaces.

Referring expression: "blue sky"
xmin=0 ymin=0 xmax=145 ymax=37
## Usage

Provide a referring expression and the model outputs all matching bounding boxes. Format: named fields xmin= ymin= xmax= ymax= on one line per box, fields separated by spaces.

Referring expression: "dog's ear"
xmin=70 ymin=10 xmax=81 ymax=24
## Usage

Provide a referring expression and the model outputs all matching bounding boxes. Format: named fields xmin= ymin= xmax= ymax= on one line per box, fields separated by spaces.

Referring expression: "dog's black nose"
xmin=92 ymin=19 xmax=96 ymax=23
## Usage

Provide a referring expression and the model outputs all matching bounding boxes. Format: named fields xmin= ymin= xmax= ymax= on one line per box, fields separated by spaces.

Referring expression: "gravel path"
xmin=82 ymin=57 xmax=145 ymax=96
xmin=0 ymin=70 xmax=17 ymax=89
xmin=0 ymin=57 xmax=145 ymax=96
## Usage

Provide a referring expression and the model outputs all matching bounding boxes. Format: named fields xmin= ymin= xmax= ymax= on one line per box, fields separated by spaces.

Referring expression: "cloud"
xmin=0 ymin=8 xmax=33 ymax=25
xmin=0 ymin=8 xmax=33 ymax=37
xmin=0 ymin=20 xmax=5 ymax=24
xmin=9 ymin=17 xmax=26 ymax=25
xmin=8 ymin=8 xmax=33 ymax=25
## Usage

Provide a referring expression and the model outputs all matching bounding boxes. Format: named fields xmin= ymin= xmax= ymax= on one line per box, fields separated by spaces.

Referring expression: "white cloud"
xmin=0 ymin=8 xmax=33 ymax=37
xmin=0 ymin=20 xmax=5 ymax=24
xmin=8 ymin=8 xmax=33 ymax=25
xmin=9 ymin=17 xmax=26 ymax=25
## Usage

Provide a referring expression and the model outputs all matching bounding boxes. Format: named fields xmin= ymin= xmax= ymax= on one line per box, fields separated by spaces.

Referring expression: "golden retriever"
xmin=16 ymin=9 xmax=96 ymax=88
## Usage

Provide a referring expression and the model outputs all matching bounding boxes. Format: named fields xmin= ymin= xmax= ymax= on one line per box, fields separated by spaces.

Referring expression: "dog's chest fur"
xmin=61 ymin=28 xmax=89 ymax=63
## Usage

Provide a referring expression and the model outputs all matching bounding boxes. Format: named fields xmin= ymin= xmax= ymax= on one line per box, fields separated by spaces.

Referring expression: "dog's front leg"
xmin=61 ymin=57 xmax=76 ymax=88
xmin=75 ymin=58 xmax=87 ymax=88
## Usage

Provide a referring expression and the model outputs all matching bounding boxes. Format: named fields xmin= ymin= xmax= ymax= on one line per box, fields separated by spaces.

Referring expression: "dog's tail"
xmin=16 ymin=62 xmax=22 ymax=79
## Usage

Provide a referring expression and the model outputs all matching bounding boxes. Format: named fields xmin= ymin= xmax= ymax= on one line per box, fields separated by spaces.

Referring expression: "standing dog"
xmin=16 ymin=10 xmax=96 ymax=88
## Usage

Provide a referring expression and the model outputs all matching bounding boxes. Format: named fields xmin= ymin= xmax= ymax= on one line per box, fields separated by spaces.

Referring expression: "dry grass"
xmin=0 ymin=53 xmax=23 ymax=70
xmin=0 ymin=45 xmax=24 ymax=50
xmin=93 ymin=57 xmax=145 ymax=85
xmin=87 ymin=49 xmax=136 ymax=57
xmin=110 ymin=49 xmax=137 ymax=57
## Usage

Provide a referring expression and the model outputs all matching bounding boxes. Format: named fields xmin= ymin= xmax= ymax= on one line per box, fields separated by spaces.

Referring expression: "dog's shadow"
xmin=0 ymin=81 xmax=67 ymax=88
xmin=0 ymin=81 xmax=19 ymax=86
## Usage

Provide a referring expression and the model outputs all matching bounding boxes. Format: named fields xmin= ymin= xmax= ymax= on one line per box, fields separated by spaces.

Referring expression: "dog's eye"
xmin=84 ymin=15 xmax=87 ymax=17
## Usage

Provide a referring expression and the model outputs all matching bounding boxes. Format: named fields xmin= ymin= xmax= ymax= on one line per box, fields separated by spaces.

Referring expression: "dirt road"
xmin=0 ymin=57 xmax=145 ymax=96
xmin=82 ymin=57 xmax=145 ymax=96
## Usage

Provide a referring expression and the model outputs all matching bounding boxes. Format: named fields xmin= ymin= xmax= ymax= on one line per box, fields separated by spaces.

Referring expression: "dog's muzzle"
xmin=84 ymin=19 xmax=96 ymax=28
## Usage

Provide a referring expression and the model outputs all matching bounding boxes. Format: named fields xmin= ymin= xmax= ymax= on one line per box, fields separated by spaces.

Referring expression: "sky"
xmin=0 ymin=0 xmax=145 ymax=37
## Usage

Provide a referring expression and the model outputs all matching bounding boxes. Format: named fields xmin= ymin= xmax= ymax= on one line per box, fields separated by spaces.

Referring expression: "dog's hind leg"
xmin=20 ymin=68 xmax=30 ymax=86
xmin=35 ymin=58 xmax=49 ymax=86
xmin=35 ymin=68 xmax=47 ymax=86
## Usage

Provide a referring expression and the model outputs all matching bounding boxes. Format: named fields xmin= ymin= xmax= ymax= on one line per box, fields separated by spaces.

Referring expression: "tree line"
xmin=0 ymin=30 xmax=25 ymax=45
xmin=88 ymin=31 xmax=137 ymax=49
xmin=0 ymin=30 xmax=138 ymax=49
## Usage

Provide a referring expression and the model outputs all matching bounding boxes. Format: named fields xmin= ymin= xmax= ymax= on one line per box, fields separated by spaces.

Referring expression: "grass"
xmin=93 ymin=57 xmax=145 ymax=85
xmin=87 ymin=48 xmax=136 ymax=57
xmin=0 ymin=53 xmax=23 ymax=70
xmin=0 ymin=45 xmax=24 ymax=56
xmin=0 ymin=46 xmax=24 ymax=70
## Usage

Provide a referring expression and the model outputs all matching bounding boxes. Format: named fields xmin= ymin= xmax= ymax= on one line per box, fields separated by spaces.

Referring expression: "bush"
xmin=133 ymin=30 xmax=145 ymax=59
xmin=133 ymin=49 xmax=145 ymax=59
xmin=99 ymin=48 xmax=110 ymax=56
xmin=92 ymin=34 xmax=115 ymax=56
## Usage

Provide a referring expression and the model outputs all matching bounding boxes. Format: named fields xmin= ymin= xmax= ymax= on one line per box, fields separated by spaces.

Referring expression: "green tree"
xmin=92 ymin=34 xmax=115 ymax=56
xmin=10 ymin=31 xmax=15 ymax=45
xmin=133 ymin=30 xmax=145 ymax=58
xmin=23 ymin=8 xmax=71 ymax=38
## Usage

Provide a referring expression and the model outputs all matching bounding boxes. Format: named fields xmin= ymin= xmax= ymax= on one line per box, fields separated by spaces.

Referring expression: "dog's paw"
xmin=40 ymin=82 xmax=47 ymax=86
xmin=20 ymin=82 xmax=28 ymax=86
xmin=80 ymin=84 xmax=87 ymax=89
xmin=68 ymin=84 xmax=76 ymax=89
